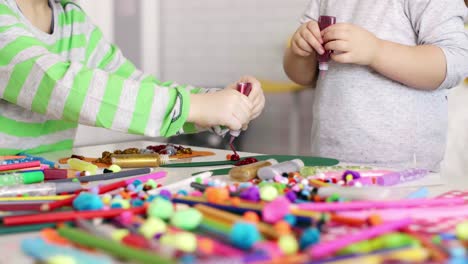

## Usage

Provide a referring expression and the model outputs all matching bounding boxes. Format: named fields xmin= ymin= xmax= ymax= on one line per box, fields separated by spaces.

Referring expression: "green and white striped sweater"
xmin=0 ymin=0 xmax=206 ymax=155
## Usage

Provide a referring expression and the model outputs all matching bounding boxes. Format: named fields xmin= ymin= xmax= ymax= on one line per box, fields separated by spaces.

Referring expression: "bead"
xmin=226 ymin=154 xmax=232 ymax=160
xmin=300 ymin=227 xmax=320 ymax=250
xmin=234 ymin=157 xmax=258 ymax=166
xmin=230 ymin=154 xmax=240 ymax=161
xmin=171 ymin=208 xmax=203 ymax=230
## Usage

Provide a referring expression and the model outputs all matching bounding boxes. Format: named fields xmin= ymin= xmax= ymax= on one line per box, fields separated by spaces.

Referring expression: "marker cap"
xmin=22 ymin=171 xmax=45 ymax=184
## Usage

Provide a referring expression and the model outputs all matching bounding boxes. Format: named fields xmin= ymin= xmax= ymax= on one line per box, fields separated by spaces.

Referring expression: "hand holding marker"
xmin=228 ymin=82 xmax=253 ymax=161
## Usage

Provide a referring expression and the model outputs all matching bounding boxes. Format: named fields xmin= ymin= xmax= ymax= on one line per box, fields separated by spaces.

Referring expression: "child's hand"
xmin=188 ymin=87 xmax=253 ymax=131
xmin=226 ymin=76 xmax=265 ymax=121
xmin=322 ymin=23 xmax=380 ymax=66
xmin=291 ymin=21 xmax=325 ymax=57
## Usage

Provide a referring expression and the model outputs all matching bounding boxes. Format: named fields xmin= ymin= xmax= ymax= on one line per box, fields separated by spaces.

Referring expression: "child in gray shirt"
xmin=284 ymin=0 xmax=468 ymax=171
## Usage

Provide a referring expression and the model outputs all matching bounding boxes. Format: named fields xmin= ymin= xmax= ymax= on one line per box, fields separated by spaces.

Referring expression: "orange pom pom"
xmin=205 ymin=187 xmax=230 ymax=204
xmin=274 ymin=221 xmax=291 ymax=235
xmin=243 ymin=211 xmax=260 ymax=223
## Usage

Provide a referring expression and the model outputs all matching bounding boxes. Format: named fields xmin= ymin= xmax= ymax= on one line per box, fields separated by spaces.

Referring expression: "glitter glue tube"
xmin=257 ymin=159 xmax=305 ymax=180
xmin=229 ymin=159 xmax=278 ymax=182
xmin=229 ymin=82 xmax=253 ymax=139
xmin=67 ymin=158 xmax=98 ymax=174
xmin=0 ymin=171 xmax=44 ymax=187
xmin=0 ymin=182 xmax=82 ymax=197
xmin=376 ymin=168 xmax=429 ymax=186
xmin=111 ymin=154 xmax=170 ymax=168
xmin=317 ymin=15 xmax=337 ymax=72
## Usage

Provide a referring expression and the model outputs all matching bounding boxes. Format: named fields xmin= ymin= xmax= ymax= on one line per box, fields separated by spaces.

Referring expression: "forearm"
xmin=283 ymin=47 xmax=319 ymax=86
xmin=370 ymin=40 xmax=447 ymax=91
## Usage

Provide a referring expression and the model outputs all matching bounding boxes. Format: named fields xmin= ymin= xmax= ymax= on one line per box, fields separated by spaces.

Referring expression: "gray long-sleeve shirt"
xmin=301 ymin=0 xmax=468 ymax=170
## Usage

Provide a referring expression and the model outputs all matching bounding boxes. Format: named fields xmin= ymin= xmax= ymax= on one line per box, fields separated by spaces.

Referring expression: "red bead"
xmin=230 ymin=154 xmax=240 ymax=161
xmin=331 ymin=178 xmax=338 ymax=184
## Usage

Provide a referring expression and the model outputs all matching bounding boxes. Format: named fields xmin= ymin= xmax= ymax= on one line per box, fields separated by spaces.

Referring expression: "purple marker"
xmin=376 ymin=168 xmax=429 ymax=186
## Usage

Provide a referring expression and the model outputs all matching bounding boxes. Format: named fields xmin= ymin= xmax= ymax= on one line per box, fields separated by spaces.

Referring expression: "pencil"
xmin=57 ymin=226 xmax=175 ymax=264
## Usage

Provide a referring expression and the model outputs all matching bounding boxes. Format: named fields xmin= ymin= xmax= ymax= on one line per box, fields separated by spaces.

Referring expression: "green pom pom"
xmin=111 ymin=229 xmax=129 ymax=241
xmin=260 ymin=185 xmax=278 ymax=201
xmin=47 ymin=256 xmax=76 ymax=264
xmin=278 ymin=235 xmax=299 ymax=255
xmin=146 ymin=179 xmax=157 ymax=188
xmin=108 ymin=164 xmax=121 ymax=172
xmin=171 ymin=208 xmax=202 ymax=230
xmin=139 ymin=218 xmax=167 ymax=239
xmin=161 ymin=233 xmax=197 ymax=253
xmin=456 ymin=221 xmax=468 ymax=240
xmin=148 ymin=197 xmax=174 ymax=220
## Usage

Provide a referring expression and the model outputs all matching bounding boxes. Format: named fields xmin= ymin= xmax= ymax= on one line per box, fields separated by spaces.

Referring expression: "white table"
xmin=0 ymin=140 xmax=465 ymax=263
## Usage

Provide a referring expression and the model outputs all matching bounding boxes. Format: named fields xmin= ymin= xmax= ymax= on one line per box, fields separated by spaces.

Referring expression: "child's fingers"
xmin=324 ymin=40 xmax=350 ymax=53
xmin=331 ymin=52 xmax=353 ymax=64
xmin=300 ymin=29 xmax=324 ymax=55
xmin=226 ymin=115 xmax=243 ymax=131
xmin=306 ymin=21 xmax=323 ymax=44
xmin=322 ymin=25 xmax=350 ymax=43
xmin=292 ymin=39 xmax=312 ymax=57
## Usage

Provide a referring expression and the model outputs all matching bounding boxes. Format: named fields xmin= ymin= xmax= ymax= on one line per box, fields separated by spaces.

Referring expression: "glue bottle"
xmin=111 ymin=153 xmax=170 ymax=168
xmin=317 ymin=15 xmax=337 ymax=72
xmin=257 ymin=159 xmax=305 ymax=180
xmin=229 ymin=82 xmax=253 ymax=141
xmin=229 ymin=159 xmax=278 ymax=182
xmin=67 ymin=158 xmax=98 ymax=175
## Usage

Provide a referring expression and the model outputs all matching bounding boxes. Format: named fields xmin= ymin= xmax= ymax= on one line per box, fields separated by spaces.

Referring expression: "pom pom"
xmin=148 ymin=197 xmax=174 ymax=220
xmin=171 ymin=208 xmax=203 ymax=230
xmin=72 ymin=192 xmax=104 ymax=211
xmin=229 ymin=222 xmax=261 ymax=250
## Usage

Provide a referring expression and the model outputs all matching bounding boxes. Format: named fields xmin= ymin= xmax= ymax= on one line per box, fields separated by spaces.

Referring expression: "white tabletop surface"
xmin=0 ymin=140 xmax=466 ymax=264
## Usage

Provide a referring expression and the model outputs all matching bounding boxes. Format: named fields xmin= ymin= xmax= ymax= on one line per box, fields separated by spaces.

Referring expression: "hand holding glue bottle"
xmin=228 ymin=82 xmax=253 ymax=160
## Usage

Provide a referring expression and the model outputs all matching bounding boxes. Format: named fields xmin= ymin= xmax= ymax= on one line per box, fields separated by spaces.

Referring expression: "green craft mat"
xmin=161 ymin=154 xmax=339 ymax=175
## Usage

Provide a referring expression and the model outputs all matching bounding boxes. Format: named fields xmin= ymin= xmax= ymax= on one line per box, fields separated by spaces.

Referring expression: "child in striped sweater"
xmin=0 ymin=0 xmax=265 ymax=154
